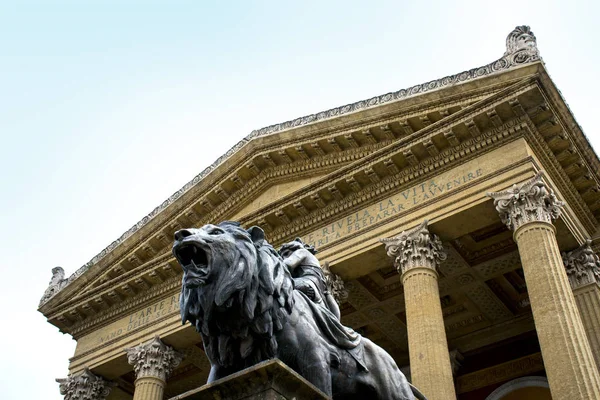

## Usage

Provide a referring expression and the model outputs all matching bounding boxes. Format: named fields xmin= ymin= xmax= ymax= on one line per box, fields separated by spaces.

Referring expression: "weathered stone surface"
xmin=38 ymin=23 xmax=600 ymax=400
xmin=562 ymin=239 xmax=600 ymax=289
xmin=126 ymin=336 xmax=184 ymax=400
xmin=171 ymin=359 xmax=329 ymax=400
xmin=563 ymin=240 xmax=600 ymax=368
xmin=41 ymin=26 xmax=543 ymax=305
xmin=40 ymin=266 xmax=67 ymax=306
xmin=56 ymin=368 xmax=114 ymax=400
xmin=489 ymin=172 xmax=600 ymax=399
xmin=381 ymin=221 xmax=456 ymax=400
xmin=488 ymin=171 xmax=564 ymax=232
xmin=380 ymin=220 xmax=447 ymax=274
xmin=126 ymin=336 xmax=183 ymax=381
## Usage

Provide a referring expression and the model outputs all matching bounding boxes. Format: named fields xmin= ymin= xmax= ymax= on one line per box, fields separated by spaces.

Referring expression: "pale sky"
xmin=1 ymin=1 xmax=599 ymax=399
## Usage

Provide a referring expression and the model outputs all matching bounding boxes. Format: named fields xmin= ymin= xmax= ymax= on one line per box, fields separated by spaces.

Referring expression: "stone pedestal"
xmin=171 ymin=359 xmax=329 ymax=400
xmin=381 ymin=220 xmax=457 ymax=400
xmin=489 ymin=172 xmax=600 ymax=399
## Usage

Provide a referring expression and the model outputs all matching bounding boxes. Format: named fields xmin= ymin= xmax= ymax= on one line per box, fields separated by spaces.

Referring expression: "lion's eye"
xmin=208 ymin=228 xmax=223 ymax=235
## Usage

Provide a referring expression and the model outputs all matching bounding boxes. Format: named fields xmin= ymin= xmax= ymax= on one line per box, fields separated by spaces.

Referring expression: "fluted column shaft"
xmin=133 ymin=376 xmax=166 ymax=400
xmin=563 ymin=240 xmax=600 ymax=369
xmin=403 ymin=268 xmax=456 ymax=400
xmin=515 ymin=223 xmax=600 ymax=397
xmin=382 ymin=220 xmax=457 ymax=400
xmin=573 ymin=284 xmax=600 ymax=368
xmin=126 ymin=336 xmax=183 ymax=400
xmin=489 ymin=172 xmax=600 ymax=399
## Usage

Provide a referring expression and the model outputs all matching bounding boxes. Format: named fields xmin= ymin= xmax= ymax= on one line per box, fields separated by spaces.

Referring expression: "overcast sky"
xmin=1 ymin=1 xmax=599 ymax=399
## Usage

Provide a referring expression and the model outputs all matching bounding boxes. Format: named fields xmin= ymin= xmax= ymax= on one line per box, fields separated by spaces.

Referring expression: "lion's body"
xmin=174 ymin=223 xmax=422 ymax=400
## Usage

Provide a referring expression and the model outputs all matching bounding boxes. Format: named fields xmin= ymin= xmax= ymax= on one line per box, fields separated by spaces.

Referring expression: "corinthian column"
xmin=381 ymin=220 xmax=456 ymax=400
xmin=56 ymin=368 xmax=114 ymax=400
xmin=126 ymin=336 xmax=183 ymax=400
xmin=563 ymin=240 xmax=600 ymax=369
xmin=488 ymin=172 xmax=600 ymax=399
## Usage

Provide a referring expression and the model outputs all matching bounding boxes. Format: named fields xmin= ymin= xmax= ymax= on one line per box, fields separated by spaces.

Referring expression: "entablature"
xmin=44 ymin=75 xmax=600 ymax=335
xmin=39 ymin=68 xmax=532 ymax=318
xmin=40 ymin=26 xmax=600 ymax=338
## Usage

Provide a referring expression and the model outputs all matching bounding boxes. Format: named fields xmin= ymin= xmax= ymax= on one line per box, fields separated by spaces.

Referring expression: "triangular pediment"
xmin=66 ymin=172 xmax=332 ymax=297
xmin=41 ymin=74 xmax=527 ymax=319
xmin=41 ymin=28 xmax=600 ymax=338
xmin=231 ymin=173 xmax=329 ymax=220
xmin=40 ymin=72 xmax=531 ymax=328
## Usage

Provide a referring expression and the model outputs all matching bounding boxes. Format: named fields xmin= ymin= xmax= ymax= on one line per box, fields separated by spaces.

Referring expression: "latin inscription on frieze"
xmin=96 ymin=294 xmax=180 ymax=345
xmin=304 ymin=168 xmax=483 ymax=248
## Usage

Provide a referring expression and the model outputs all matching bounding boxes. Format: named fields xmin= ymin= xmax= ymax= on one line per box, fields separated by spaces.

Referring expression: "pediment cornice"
xmin=40 ymin=67 xmax=534 ymax=315
xmin=41 ymin=28 xmax=600 ymax=335
xmin=44 ymin=74 xmax=600 ymax=335
xmin=40 ymin=25 xmax=545 ymax=312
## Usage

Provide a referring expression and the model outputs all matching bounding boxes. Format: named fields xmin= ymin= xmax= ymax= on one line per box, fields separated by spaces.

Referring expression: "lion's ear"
xmin=247 ymin=226 xmax=265 ymax=247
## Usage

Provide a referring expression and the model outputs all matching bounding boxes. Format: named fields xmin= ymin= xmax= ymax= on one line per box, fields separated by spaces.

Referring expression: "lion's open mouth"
xmin=175 ymin=243 xmax=210 ymax=288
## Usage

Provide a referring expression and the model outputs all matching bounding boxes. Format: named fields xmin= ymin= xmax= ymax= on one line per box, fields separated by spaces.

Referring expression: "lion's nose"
xmin=174 ymin=229 xmax=194 ymax=241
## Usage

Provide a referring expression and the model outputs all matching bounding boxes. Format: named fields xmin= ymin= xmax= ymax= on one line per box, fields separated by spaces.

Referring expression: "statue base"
xmin=170 ymin=359 xmax=329 ymax=400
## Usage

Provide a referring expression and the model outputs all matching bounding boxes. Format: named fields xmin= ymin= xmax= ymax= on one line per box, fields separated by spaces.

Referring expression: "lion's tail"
xmin=409 ymin=383 xmax=428 ymax=400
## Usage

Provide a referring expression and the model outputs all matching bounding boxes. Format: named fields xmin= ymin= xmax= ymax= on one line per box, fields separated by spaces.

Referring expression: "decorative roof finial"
xmin=504 ymin=25 xmax=540 ymax=64
xmin=39 ymin=266 xmax=68 ymax=307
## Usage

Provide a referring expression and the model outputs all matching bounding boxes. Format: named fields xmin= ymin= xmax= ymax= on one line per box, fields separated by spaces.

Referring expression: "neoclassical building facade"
xmin=40 ymin=26 xmax=600 ymax=400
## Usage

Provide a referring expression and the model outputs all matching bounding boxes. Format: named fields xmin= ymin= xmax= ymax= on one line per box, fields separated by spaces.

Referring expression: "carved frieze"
xmin=126 ymin=336 xmax=184 ymax=381
xmin=269 ymin=118 xmax=524 ymax=247
xmin=56 ymin=368 xmax=114 ymax=400
xmin=380 ymin=220 xmax=447 ymax=275
xmin=562 ymin=240 xmax=600 ymax=289
xmin=487 ymin=171 xmax=565 ymax=232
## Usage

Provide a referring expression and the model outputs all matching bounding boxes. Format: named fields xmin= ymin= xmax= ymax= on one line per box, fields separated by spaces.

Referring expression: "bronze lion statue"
xmin=173 ymin=221 xmax=425 ymax=399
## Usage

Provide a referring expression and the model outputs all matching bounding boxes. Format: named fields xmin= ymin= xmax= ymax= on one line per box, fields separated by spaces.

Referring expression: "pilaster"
xmin=488 ymin=172 xmax=600 ymax=399
xmin=126 ymin=336 xmax=184 ymax=400
xmin=563 ymin=240 xmax=600 ymax=368
xmin=381 ymin=220 xmax=456 ymax=400
xmin=56 ymin=368 xmax=114 ymax=400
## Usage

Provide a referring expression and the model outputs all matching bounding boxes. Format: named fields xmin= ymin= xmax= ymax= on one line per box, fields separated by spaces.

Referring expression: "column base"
xmin=170 ymin=359 xmax=329 ymax=400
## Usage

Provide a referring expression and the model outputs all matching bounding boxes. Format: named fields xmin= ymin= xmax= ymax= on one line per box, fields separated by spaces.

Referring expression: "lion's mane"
xmin=179 ymin=222 xmax=294 ymax=368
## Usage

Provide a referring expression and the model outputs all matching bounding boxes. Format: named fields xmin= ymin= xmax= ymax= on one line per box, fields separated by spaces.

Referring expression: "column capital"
xmin=562 ymin=240 xmax=600 ymax=289
xmin=487 ymin=171 xmax=564 ymax=232
xmin=126 ymin=336 xmax=184 ymax=381
xmin=56 ymin=368 xmax=114 ymax=400
xmin=380 ymin=220 xmax=447 ymax=275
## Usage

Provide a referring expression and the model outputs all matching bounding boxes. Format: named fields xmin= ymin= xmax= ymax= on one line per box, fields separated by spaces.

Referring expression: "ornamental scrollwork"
xmin=562 ymin=239 xmax=600 ymax=289
xmin=39 ymin=266 xmax=68 ymax=307
xmin=487 ymin=171 xmax=565 ymax=232
xmin=125 ymin=336 xmax=183 ymax=381
xmin=56 ymin=368 xmax=114 ymax=400
xmin=322 ymin=261 xmax=349 ymax=303
xmin=380 ymin=220 xmax=447 ymax=275
xmin=504 ymin=25 xmax=540 ymax=65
